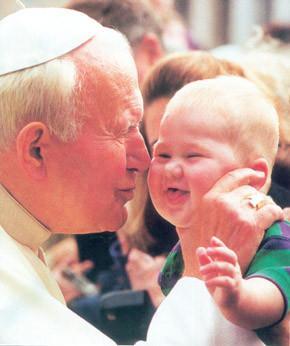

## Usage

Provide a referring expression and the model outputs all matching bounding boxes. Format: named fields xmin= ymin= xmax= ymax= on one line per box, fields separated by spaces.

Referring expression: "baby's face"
xmin=148 ymin=102 xmax=239 ymax=229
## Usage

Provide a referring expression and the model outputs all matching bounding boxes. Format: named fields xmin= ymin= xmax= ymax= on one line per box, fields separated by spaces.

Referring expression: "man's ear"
xmin=249 ymin=158 xmax=269 ymax=190
xmin=16 ymin=122 xmax=50 ymax=180
xmin=139 ymin=32 xmax=164 ymax=65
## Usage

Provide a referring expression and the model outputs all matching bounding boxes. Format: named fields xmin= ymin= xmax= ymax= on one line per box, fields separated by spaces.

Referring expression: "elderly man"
xmin=0 ymin=2 xmax=285 ymax=345
xmin=0 ymin=3 xmax=150 ymax=344
xmin=58 ymin=0 xmax=166 ymax=305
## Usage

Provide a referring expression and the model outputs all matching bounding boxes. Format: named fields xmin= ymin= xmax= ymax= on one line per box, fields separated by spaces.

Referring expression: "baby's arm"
xmin=197 ymin=236 xmax=285 ymax=330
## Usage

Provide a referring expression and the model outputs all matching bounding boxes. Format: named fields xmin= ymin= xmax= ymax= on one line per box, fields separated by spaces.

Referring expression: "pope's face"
xmin=49 ymin=38 xmax=150 ymax=233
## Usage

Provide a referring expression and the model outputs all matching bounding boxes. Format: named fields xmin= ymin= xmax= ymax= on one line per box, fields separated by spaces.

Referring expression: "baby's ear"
xmin=249 ymin=158 xmax=269 ymax=190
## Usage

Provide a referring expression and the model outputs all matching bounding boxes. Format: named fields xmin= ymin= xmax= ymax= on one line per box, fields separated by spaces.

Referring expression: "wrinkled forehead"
xmin=74 ymin=28 xmax=137 ymax=80
xmin=75 ymin=30 xmax=139 ymax=102
xmin=75 ymin=39 xmax=142 ymax=130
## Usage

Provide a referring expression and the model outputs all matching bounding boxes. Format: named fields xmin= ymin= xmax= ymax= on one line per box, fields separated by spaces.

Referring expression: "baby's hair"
xmin=166 ymin=76 xmax=279 ymax=174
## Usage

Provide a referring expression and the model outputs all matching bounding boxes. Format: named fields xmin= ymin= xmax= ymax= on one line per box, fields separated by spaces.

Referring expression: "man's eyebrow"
xmin=129 ymin=110 xmax=142 ymax=126
xmin=129 ymin=120 xmax=140 ymax=128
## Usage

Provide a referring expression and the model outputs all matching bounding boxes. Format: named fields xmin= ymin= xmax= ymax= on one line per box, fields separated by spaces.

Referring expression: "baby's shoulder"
xmin=264 ymin=220 xmax=290 ymax=241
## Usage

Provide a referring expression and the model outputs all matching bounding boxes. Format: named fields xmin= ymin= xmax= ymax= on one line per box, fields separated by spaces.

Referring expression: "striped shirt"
xmin=159 ymin=221 xmax=290 ymax=324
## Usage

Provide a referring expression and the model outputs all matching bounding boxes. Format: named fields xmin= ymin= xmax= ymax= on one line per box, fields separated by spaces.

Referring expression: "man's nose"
xmin=165 ymin=160 xmax=183 ymax=179
xmin=127 ymin=132 xmax=150 ymax=173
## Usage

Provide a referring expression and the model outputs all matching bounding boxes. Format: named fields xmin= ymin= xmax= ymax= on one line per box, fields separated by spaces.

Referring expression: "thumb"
xmin=211 ymin=168 xmax=265 ymax=194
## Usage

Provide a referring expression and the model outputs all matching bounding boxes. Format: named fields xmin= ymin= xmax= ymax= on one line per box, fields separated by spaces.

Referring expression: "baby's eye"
xmin=158 ymin=153 xmax=171 ymax=159
xmin=153 ymin=151 xmax=171 ymax=159
xmin=158 ymin=153 xmax=170 ymax=159
xmin=186 ymin=153 xmax=200 ymax=159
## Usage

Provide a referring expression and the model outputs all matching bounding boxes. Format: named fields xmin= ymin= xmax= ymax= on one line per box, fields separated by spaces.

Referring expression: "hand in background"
xmin=46 ymin=237 xmax=79 ymax=269
xmin=126 ymin=248 xmax=165 ymax=307
xmin=52 ymin=255 xmax=94 ymax=303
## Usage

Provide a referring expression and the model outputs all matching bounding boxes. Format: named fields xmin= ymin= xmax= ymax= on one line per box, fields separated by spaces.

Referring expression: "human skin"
xmin=147 ymin=81 xmax=277 ymax=274
xmin=0 ymin=34 xmax=150 ymax=234
xmin=148 ymin=105 xmax=242 ymax=232
xmin=144 ymin=96 xmax=170 ymax=153
xmin=147 ymin=81 xmax=286 ymax=334
xmin=122 ymin=96 xmax=171 ymax=307
xmin=147 ymin=102 xmax=271 ymax=273
xmin=133 ymin=33 xmax=164 ymax=86
xmin=126 ymin=248 xmax=165 ymax=307
xmin=144 ymin=93 xmax=282 ymax=273
xmin=197 ymin=236 xmax=284 ymax=329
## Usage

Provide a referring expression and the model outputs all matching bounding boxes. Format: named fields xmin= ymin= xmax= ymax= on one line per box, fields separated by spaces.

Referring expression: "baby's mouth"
xmin=166 ymin=187 xmax=190 ymax=203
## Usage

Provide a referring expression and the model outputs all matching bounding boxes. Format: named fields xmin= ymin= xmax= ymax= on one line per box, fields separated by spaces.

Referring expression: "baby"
xmin=147 ymin=76 xmax=290 ymax=344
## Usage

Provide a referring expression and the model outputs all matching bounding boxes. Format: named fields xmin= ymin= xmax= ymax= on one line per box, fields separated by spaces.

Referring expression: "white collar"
xmin=0 ymin=184 xmax=51 ymax=251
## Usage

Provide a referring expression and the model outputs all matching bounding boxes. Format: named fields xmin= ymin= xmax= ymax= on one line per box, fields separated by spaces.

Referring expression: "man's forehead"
xmin=0 ymin=7 xmax=100 ymax=76
xmin=125 ymin=91 xmax=144 ymax=124
xmin=81 ymin=64 xmax=142 ymax=131
xmin=108 ymin=87 xmax=143 ymax=124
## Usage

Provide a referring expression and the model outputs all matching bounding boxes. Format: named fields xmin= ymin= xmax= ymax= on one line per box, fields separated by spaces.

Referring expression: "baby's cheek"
xmin=187 ymin=174 xmax=221 ymax=209
xmin=148 ymin=166 xmax=162 ymax=197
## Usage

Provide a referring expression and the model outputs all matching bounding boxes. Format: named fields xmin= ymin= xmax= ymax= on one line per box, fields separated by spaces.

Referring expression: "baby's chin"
xmin=158 ymin=209 xmax=194 ymax=230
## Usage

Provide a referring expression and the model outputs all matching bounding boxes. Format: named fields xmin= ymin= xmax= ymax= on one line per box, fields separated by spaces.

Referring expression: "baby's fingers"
xmin=204 ymin=276 xmax=237 ymax=289
xmin=196 ymin=247 xmax=212 ymax=266
xmin=210 ymin=236 xmax=226 ymax=247
xmin=206 ymin=246 xmax=238 ymax=266
xmin=199 ymin=261 xmax=239 ymax=279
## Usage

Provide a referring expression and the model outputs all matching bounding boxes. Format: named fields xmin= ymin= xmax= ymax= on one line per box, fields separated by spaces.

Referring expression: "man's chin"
xmin=53 ymin=207 xmax=129 ymax=234
xmin=98 ymin=207 xmax=128 ymax=232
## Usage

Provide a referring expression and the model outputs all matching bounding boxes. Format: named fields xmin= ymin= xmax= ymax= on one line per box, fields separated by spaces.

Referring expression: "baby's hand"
xmin=196 ymin=236 xmax=243 ymax=309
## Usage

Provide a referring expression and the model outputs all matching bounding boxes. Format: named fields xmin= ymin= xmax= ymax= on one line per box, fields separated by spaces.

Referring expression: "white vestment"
xmin=139 ymin=277 xmax=265 ymax=346
xmin=0 ymin=185 xmax=115 ymax=345
xmin=0 ymin=184 xmax=266 ymax=345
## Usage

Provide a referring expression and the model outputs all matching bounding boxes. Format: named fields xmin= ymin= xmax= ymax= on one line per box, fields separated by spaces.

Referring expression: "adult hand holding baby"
xmin=195 ymin=167 xmax=284 ymax=273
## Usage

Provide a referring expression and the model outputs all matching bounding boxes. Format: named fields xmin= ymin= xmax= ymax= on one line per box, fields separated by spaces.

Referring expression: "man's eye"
xmin=126 ymin=125 xmax=138 ymax=135
xmin=118 ymin=126 xmax=136 ymax=138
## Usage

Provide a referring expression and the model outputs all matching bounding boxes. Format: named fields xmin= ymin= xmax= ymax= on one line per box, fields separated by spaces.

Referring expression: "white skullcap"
xmin=0 ymin=5 xmax=100 ymax=76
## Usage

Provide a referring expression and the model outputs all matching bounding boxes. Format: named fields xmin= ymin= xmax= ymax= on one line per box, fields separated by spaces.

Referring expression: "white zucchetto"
xmin=0 ymin=3 xmax=100 ymax=76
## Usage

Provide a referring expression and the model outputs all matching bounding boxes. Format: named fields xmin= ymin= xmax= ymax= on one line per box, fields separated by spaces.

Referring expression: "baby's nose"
xmin=165 ymin=161 xmax=183 ymax=179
